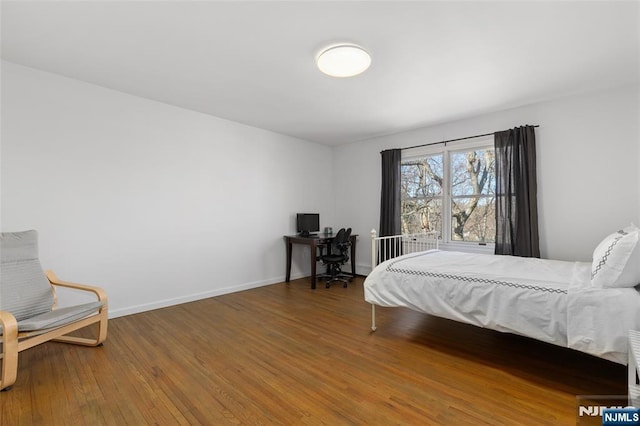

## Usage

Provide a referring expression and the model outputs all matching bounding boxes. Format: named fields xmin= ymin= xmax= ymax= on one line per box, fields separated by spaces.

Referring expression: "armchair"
xmin=319 ymin=227 xmax=352 ymax=288
xmin=0 ymin=230 xmax=108 ymax=391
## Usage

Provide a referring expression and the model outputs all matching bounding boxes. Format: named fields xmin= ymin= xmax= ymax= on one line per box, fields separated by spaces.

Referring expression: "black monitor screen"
xmin=296 ymin=213 xmax=320 ymax=235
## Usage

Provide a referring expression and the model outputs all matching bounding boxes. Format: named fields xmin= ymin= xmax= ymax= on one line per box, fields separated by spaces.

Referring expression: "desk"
xmin=284 ymin=233 xmax=357 ymax=289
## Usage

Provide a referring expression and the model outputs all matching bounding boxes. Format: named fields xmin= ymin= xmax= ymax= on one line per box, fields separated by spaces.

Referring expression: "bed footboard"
xmin=370 ymin=229 xmax=439 ymax=267
xmin=369 ymin=229 xmax=438 ymax=331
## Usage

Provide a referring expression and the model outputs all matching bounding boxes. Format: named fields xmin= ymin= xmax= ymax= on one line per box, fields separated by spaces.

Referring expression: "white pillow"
xmin=591 ymin=224 xmax=640 ymax=288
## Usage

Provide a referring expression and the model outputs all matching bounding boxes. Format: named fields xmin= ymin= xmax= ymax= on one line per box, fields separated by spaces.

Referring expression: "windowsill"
xmin=437 ymin=241 xmax=495 ymax=255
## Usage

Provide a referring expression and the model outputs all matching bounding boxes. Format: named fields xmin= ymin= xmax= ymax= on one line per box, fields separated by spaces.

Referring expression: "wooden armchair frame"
xmin=0 ymin=270 xmax=108 ymax=391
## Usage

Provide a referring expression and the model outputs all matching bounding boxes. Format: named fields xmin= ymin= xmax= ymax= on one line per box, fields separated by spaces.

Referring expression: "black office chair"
xmin=319 ymin=227 xmax=352 ymax=288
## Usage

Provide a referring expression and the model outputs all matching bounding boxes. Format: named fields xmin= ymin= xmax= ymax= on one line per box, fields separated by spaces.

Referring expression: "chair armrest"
xmin=0 ymin=309 xmax=18 ymax=338
xmin=45 ymin=270 xmax=108 ymax=303
xmin=0 ymin=310 xmax=18 ymax=391
xmin=337 ymin=242 xmax=351 ymax=251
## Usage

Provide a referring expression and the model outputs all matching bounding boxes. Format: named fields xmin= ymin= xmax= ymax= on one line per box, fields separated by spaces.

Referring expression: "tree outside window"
xmin=401 ymin=143 xmax=496 ymax=243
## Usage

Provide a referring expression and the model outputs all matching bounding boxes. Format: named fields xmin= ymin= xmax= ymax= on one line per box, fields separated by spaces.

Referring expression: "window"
xmin=401 ymin=139 xmax=496 ymax=244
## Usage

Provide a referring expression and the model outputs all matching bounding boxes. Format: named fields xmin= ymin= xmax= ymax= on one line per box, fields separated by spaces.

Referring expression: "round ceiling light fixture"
xmin=316 ymin=44 xmax=371 ymax=78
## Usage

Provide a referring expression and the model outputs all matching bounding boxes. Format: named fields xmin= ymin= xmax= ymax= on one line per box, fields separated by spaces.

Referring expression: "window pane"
xmin=401 ymin=198 xmax=442 ymax=236
xmin=401 ymin=154 xmax=443 ymax=236
xmin=451 ymin=196 xmax=495 ymax=242
xmin=401 ymin=154 xmax=444 ymax=198
xmin=450 ymin=149 xmax=495 ymax=196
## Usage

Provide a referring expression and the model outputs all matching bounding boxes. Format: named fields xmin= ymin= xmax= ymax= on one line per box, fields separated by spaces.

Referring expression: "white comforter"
xmin=364 ymin=250 xmax=640 ymax=364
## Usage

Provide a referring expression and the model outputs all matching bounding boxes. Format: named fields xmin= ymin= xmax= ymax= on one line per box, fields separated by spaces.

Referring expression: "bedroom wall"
xmin=333 ymin=84 xmax=640 ymax=271
xmin=636 ymin=91 xmax=640 ymax=227
xmin=1 ymin=61 xmax=334 ymax=317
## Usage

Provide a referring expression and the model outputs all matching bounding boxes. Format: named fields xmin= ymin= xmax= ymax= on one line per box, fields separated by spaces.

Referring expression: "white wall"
xmin=334 ymin=85 xmax=640 ymax=270
xmin=1 ymin=61 xmax=334 ymax=317
xmin=3 ymin=60 xmax=638 ymax=317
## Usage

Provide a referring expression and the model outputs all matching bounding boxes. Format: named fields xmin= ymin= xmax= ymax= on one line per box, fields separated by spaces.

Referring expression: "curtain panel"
xmin=380 ymin=149 xmax=402 ymax=237
xmin=379 ymin=149 xmax=402 ymax=263
xmin=494 ymin=125 xmax=540 ymax=257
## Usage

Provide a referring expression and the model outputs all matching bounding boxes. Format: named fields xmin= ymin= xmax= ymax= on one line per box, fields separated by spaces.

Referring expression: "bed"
xmin=364 ymin=227 xmax=640 ymax=364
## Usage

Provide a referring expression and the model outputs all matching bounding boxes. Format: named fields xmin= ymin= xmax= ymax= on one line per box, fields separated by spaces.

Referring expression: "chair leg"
xmin=326 ymin=264 xmax=350 ymax=288
xmin=0 ymin=309 xmax=107 ymax=391
xmin=0 ymin=312 xmax=19 ymax=391
xmin=53 ymin=308 xmax=108 ymax=347
xmin=325 ymin=264 xmax=333 ymax=288
xmin=326 ymin=263 xmax=337 ymax=288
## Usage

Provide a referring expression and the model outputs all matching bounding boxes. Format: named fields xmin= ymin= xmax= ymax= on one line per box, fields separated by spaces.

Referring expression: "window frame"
xmin=401 ymin=137 xmax=496 ymax=252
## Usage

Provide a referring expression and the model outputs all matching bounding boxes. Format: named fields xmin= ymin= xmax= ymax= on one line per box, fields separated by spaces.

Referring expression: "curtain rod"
xmin=392 ymin=125 xmax=539 ymax=152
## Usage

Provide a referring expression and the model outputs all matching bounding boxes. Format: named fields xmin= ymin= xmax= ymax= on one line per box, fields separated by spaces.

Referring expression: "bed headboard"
xmin=370 ymin=229 xmax=439 ymax=269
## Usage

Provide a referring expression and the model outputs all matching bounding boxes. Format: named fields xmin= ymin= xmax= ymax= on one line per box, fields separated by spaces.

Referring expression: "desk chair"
xmin=319 ymin=228 xmax=352 ymax=288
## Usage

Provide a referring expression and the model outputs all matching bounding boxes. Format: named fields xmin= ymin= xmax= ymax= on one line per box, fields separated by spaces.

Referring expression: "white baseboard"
xmin=107 ymin=268 xmax=368 ymax=319
xmin=107 ymin=274 xmax=307 ymax=319
xmin=356 ymin=262 xmax=373 ymax=276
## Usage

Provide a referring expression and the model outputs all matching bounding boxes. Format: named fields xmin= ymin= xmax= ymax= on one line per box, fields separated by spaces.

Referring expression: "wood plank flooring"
xmin=1 ymin=277 xmax=626 ymax=425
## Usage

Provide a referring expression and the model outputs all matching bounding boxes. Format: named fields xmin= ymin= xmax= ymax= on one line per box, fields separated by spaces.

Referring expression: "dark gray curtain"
xmin=380 ymin=149 xmax=402 ymax=237
xmin=494 ymin=125 xmax=540 ymax=257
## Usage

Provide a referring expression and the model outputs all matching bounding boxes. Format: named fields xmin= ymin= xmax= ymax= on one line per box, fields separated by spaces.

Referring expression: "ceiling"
xmin=2 ymin=1 xmax=639 ymax=146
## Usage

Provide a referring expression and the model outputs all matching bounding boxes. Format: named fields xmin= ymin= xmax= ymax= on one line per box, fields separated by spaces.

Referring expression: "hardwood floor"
xmin=1 ymin=277 xmax=626 ymax=425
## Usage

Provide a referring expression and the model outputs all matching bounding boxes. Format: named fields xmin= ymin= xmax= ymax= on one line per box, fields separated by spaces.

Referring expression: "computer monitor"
xmin=296 ymin=213 xmax=320 ymax=237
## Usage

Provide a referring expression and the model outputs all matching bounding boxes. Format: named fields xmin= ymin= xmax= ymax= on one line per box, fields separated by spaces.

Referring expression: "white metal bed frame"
xmin=369 ymin=229 xmax=439 ymax=331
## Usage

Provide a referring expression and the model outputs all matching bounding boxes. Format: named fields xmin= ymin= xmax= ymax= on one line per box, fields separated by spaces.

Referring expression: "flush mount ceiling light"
xmin=316 ymin=44 xmax=371 ymax=78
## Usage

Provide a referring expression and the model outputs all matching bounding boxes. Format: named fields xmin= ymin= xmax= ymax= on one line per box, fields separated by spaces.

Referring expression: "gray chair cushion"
xmin=1 ymin=230 xmax=55 ymax=321
xmin=16 ymin=301 xmax=104 ymax=332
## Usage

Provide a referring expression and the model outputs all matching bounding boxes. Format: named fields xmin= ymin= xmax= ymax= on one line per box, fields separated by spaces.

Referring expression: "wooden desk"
xmin=284 ymin=233 xmax=357 ymax=289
